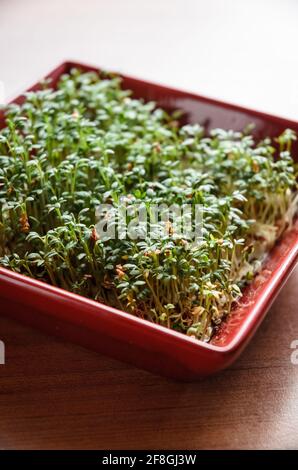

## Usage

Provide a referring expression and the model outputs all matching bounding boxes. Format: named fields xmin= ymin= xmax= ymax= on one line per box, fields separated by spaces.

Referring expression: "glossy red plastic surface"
xmin=1 ymin=61 xmax=298 ymax=380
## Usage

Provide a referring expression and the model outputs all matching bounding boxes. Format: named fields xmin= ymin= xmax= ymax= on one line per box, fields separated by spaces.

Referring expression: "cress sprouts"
xmin=0 ymin=69 xmax=297 ymax=341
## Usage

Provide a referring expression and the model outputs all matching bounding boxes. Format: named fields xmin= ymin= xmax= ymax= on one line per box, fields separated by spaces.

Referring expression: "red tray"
xmin=1 ymin=61 xmax=298 ymax=380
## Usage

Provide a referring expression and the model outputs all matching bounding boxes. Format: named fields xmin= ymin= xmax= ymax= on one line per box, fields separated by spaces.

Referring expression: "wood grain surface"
xmin=0 ymin=266 xmax=297 ymax=450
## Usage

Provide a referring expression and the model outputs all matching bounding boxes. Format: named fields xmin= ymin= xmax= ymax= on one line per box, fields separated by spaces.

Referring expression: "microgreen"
xmin=0 ymin=69 xmax=297 ymax=342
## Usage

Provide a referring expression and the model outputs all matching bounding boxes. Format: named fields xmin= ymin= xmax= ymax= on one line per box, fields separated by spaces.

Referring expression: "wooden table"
xmin=0 ymin=266 xmax=297 ymax=450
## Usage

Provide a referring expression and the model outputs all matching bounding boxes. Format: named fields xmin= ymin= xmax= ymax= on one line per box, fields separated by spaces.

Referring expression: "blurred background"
xmin=0 ymin=0 xmax=297 ymax=119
